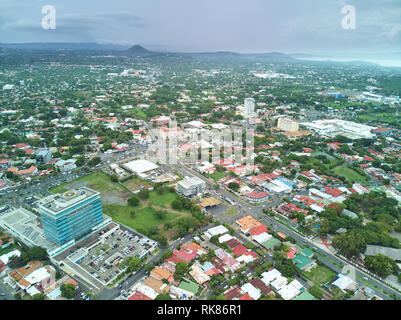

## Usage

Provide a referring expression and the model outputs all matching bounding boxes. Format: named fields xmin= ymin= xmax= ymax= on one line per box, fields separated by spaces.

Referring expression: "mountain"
xmin=125 ymin=45 xmax=155 ymax=56
xmin=289 ymin=53 xmax=317 ymax=59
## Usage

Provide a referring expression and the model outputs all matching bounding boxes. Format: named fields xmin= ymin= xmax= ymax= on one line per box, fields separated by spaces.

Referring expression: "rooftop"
xmin=122 ymin=159 xmax=159 ymax=174
xmin=38 ymin=187 xmax=98 ymax=214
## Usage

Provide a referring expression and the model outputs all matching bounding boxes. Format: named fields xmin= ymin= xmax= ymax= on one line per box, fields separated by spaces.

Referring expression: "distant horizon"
xmin=1 ymin=41 xmax=400 ymax=67
xmin=1 ymin=1 xmax=400 ymax=58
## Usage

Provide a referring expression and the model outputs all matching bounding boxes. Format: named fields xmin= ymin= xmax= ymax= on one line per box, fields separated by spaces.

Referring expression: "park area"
xmin=332 ymin=165 xmax=368 ymax=184
xmin=50 ymin=171 xmax=132 ymax=205
xmin=103 ymin=190 xmax=193 ymax=240
xmin=50 ymin=171 xmax=200 ymax=241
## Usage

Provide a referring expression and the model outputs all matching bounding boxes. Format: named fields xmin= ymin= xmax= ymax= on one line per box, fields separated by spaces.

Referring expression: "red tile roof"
xmin=224 ymin=286 xmax=243 ymax=300
xmin=249 ymin=224 xmax=268 ymax=236
xmin=174 ymin=249 xmax=197 ymax=263
xmin=232 ymin=245 xmax=247 ymax=256
xmin=239 ymin=293 xmax=254 ymax=300
xmin=166 ymin=255 xmax=187 ymax=265
xmin=323 ymin=186 xmax=343 ymax=198
xmin=127 ymin=291 xmax=152 ymax=300
xmin=250 ymin=279 xmax=271 ymax=295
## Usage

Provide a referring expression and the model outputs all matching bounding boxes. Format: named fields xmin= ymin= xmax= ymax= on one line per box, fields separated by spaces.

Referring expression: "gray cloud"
xmin=0 ymin=0 xmax=399 ymax=55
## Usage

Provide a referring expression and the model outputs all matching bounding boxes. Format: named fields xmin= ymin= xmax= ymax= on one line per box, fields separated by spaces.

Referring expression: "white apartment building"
xmin=277 ymin=118 xmax=299 ymax=132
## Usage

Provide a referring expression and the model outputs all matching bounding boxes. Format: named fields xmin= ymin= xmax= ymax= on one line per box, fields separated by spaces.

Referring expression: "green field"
xmin=50 ymin=171 xmax=131 ymax=204
xmin=50 ymin=171 xmax=125 ymax=193
xmin=209 ymin=172 xmax=227 ymax=181
xmin=302 ymin=265 xmax=337 ymax=285
xmin=103 ymin=204 xmax=180 ymax=234
xmin=358 ymin=113 xmax=401 ymax=128
xmin=332 ymin=166 xmax=368 ymax=184
xmin=147 ymin=191 xmax=178 ymax=207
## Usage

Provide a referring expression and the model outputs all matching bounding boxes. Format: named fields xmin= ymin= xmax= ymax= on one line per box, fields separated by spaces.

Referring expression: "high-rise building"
xmin=244 ymin=98 xmax=255 ymax=115
xmin=38 ymin=187 xmax=103 ymax=245
xmin=277 ymin=118 xmax=299 ymax=132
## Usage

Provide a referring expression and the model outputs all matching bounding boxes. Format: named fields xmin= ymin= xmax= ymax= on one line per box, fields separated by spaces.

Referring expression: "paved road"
xmin=178 ymin=162 xmax=401 ymax=300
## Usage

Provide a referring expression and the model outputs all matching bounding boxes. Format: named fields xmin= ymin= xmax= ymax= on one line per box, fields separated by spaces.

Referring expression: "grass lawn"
xmin=103 ymin=204 xmax=180 ymax=234
xmin=50 ymin=171 xmax=132 ymax=205
xmin=147 ymin=191 xmax=178 ymax=207
xmin=302 ymin=265 xmax=337 ymax=285
xmin=50 ymin=171 xmax=126 ymax=194
xmin=209 ymin=172 xmax=227 ymax=181
xmin=332 ymin=165 xmax=368 ymax=184
xmin=49 ymin=184 xmax=69 ymax=194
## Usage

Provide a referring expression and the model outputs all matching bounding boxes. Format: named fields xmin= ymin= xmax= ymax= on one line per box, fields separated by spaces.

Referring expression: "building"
xmin=235 ymin=216 xmax=262 ymax=234
xmin=244 ymin=98 xmax=255 ymax=116
xmin=176 ymin=176 xmax=206 ymax=197
xmin=122 ymin=159 xmax=159 ymax=179
xmin=36 ymin=150 xmax=53 ymax=165
xmin=17 ymin=265 xmax=56 ymax=295
xmin=300 ymin=119 xmax=376 ymax=140
xmin=277 ymin=118 xmax=299 ymax=132
xmin=55 ymin=159 xmax=76 ymax=172
xmin=372 ymin=127 xmax=396 ymax=136
xmin=291 ymin=254 xmax=316 ymax=271
xmin=332 ymin=274 xmax=356 ymax=292
xmin=189 ymin=264 xmax=210 ymax=285
xmin=38 ymin=188 xmax=104 ymax=245
xmin=204 ymin=225 xmax=229 ymax=239
xmin=2 ymin=84 xmax=15 ymax=90
xmin=241 ymin=283 xmax=261 ymax=300
xmin=0 ymin=207 xmax=59 ymax=252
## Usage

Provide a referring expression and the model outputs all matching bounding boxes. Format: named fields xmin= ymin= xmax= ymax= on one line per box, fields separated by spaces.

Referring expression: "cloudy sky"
xmin=0 ymin=0 xmax=400 ymax=57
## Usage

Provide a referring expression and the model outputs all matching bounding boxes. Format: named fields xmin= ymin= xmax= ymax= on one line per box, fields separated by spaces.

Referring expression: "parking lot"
xmin=78 ymin=229 xmax=157 ymax=285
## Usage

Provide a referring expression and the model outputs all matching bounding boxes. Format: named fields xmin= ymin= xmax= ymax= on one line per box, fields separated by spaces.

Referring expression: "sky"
xmin=0 ymin=0 xmax=400 ymax=59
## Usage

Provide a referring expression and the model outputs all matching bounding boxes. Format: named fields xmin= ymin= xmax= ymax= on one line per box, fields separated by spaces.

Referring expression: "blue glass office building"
xmin=39 ymin=187 xmax=104 ymax=245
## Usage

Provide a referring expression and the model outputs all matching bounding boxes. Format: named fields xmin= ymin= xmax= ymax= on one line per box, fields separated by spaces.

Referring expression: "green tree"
xmin=155 ymin=294 xmax=172 ymax=300
xmin=60 ymin=283 xmax=76 ymax=299
xmin=364 ymin=254 xmax=398 ymax=278
xmin=174 ymin=262 xmax=189 ymax=280
xmin=332 ymin=231 xmax=367 ymax=257
xmin=128 ymin=195 xmax=140 ymax=207
xmin=228 ymin=182 xmax=240 ymax=192
xmin=153 ymin=210 xmax=167 ymax=220
xmin=75 ymin=156 xmax=85 ymax=167
xmin=162 ymin=250 xmax=173 ymax=260
xmin=309 ymin=285 xmax=323 ymax=299
xmin=32 ymin=293 xmax=45 ymax=300
xmin=138 ymin=188 xmax=150 ymax=200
